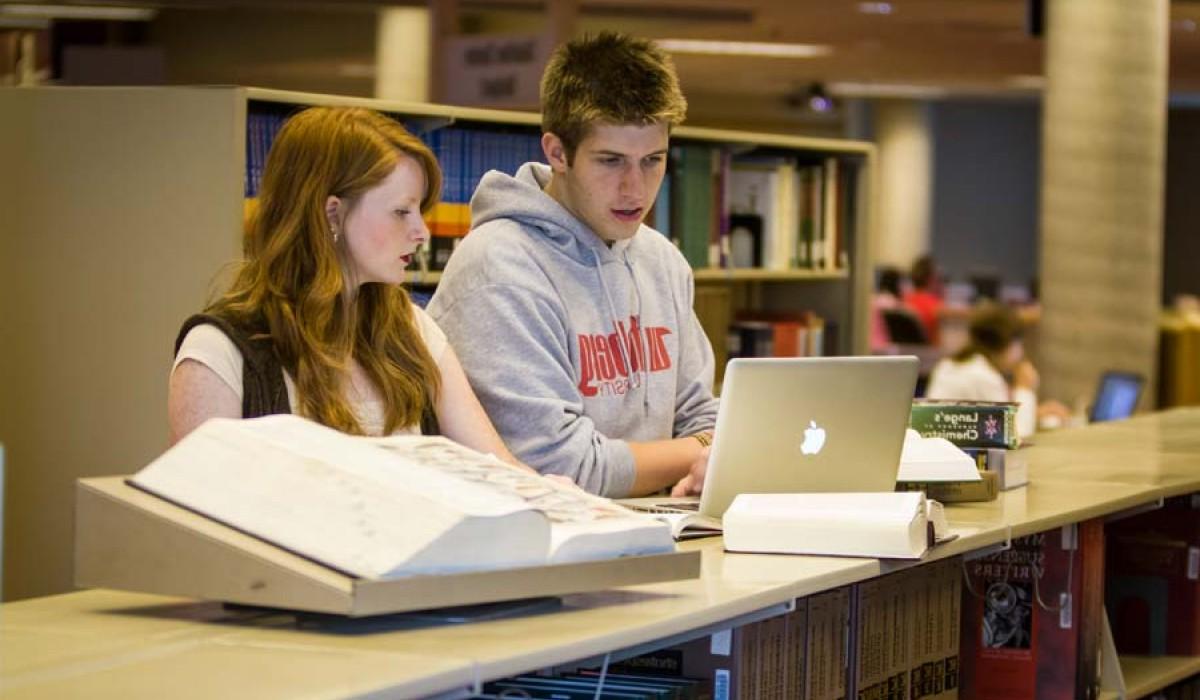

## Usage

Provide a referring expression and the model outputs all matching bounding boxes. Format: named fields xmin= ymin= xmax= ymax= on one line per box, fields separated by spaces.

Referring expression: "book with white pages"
xmin=896 ymin=429 xmax=981 ymax=482
xmin=620 ymin=503 xmax=723 ymax=541
xmin=722 ymin=491 xmax=954 ymax=559
xmin=128 ymin=414 xmax=674 ymax=580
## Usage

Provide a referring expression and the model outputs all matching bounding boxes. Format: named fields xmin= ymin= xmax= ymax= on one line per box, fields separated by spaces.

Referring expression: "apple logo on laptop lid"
xmin=800 ymin=420 xmax=826 ymax=455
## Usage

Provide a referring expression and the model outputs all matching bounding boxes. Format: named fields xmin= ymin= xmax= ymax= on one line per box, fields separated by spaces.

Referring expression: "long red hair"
xmin=212 ymin=107 xmax=442 ymax=434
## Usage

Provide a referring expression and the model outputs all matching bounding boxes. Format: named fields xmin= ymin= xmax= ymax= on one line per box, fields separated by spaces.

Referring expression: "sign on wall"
xmin=442 ymin=33 xmax=553 ymax=108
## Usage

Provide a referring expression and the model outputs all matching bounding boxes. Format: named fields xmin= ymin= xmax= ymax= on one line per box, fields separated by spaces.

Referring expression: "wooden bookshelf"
xmin=244 ymin=86 xmax=877 ymax=357
xmin=1100 ymin=655 xmax=1200 ymax=700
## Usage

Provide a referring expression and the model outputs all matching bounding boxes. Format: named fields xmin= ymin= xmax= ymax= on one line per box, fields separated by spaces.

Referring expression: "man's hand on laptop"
xmin=670 ymin=445 xmax=710 ymax=497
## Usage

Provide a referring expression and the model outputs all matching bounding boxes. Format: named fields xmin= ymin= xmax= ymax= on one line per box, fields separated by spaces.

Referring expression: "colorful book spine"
xmin=909 ymin=401 xmax=1019 ymax=449
xmin=671 ymin=143 xmax=715 ymax=269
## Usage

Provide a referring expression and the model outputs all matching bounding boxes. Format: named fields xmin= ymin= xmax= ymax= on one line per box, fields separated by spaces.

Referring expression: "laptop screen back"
xmin=1090 ymin=371 xmax=1144 ymax=422
xmin=697 ymin=356 xmax=919 ymax=518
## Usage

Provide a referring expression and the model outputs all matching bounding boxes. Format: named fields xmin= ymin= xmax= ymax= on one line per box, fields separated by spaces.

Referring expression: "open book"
xmin=722 ymin=491 xmax=954 ymax=559
xmin=896 ymin=429 xmax=981 ymax=482
xmin=129 ymin=415 xmax=674 ymax=580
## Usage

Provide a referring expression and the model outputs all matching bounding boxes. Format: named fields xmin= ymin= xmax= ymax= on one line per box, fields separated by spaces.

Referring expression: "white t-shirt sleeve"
xmin=172 ymin=324 xmax=245 ymax=401
xmin=412 ymin=304 xmax=448 ymax=363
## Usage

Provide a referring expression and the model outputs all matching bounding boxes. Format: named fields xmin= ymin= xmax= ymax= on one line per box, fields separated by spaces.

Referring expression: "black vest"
xmin=175 ymin=313 xmax=438 ymax=434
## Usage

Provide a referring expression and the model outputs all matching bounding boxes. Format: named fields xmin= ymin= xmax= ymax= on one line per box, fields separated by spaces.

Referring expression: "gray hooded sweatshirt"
xmin=427 ymin=162 xmax=720 ymax=497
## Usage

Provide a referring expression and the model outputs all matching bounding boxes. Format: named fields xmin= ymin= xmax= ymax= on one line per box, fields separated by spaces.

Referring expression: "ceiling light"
xmin=858 ymin=2 xmax=894 ymax=15
xmin=656 ymin=39 xmax=831 ymax=59
xmin=0 ymin=4 xmax=157 ymax=21
xmin=807 ymin=83 xmax=833 ymax=112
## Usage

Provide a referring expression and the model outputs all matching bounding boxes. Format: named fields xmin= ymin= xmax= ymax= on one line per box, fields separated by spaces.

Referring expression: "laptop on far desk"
xmin=620 ymin=355 xmax=920 ymax=526
xmin=1089 ymin=370 xmax=1145 ymax=423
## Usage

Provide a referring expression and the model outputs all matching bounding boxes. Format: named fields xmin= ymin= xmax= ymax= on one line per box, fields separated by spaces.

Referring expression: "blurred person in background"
xmin=903 ymin=254 xmax=944 ymax=346
xmin=925 ymin=302 xmax=1069 ymax=438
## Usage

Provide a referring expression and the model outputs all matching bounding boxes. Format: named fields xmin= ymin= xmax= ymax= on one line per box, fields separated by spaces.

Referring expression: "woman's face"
xmin=334 ymin=155 xmax=429 ymax=287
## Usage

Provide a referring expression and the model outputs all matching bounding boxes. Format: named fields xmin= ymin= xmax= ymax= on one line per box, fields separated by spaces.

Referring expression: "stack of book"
xmin=609 ymin=589 xmax=840 ymax=700
xmin=727 ymin=311 xmax=828 ymax=360
xmin=603 ymin=143 xmax=856 ymax=274
xmin=420 ymin=124 xmax=545 ymax=270
xmin=853 ymin=559 xmax=961 ymax=700
xmin=602 ymin=561 xmax=962 ymax=700
xmin=903 ymin=400 xmax=1029 ymax=502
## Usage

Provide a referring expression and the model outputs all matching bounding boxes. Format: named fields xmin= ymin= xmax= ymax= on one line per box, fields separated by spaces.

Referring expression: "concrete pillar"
xmin=1038 ymin=0 xmax=1167 ymax=408
xmin=874 ymin=99 xmax=933 ymax=272
xmin=375 ymin=6 xmax=432 ymax=101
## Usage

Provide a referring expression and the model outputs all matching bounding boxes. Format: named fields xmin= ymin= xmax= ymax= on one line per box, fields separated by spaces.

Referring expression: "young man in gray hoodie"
xmin=427 ymin=32 xmax=718 ymax=498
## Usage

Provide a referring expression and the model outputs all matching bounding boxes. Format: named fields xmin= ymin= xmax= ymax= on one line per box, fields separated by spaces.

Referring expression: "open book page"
xmin=367 ymin=436 xmax=674 ymax=563
xmin=652 ymin=512 xmax=724 ymax=541
xmin=239 ymin=415 xmax=533 ymax=517
xmin=131 ymin=416 xmax=549 ymax=580
xmin=614 ymin=498 xmax=724 ymax=541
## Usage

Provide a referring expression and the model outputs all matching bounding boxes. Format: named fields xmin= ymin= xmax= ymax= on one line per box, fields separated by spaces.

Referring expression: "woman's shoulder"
xmin=176 ymin=311 xmax=267 ymax=352
xmin=408 ymin=302 xmax=448 ymax=361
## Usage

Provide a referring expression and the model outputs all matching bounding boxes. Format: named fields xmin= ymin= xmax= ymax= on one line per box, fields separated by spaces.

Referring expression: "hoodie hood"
xmin=470 ymin=162 xmax=632 ymax=265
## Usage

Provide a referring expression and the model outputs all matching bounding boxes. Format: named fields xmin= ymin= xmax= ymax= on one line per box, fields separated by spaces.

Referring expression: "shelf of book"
xmin=243 ymin=86 xmax=876 ymax=356
xmin=1100 ymin=655 xmax=1200 ymax=700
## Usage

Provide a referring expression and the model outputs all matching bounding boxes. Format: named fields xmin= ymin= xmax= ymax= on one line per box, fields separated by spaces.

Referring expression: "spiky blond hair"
xmin=540 ymin=32 xmax=687 ymax=162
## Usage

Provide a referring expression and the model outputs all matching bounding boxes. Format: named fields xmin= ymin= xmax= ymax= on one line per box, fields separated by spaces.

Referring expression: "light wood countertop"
xmin=3 ymin=409 xmax=1199 ymax=698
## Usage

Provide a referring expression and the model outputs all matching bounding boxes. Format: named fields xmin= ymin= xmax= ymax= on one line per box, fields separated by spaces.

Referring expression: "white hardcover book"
xmin=131 ymin=415 xmax=673 ymax=580
xmin=723 ymin=492 xmax=939 ymax=559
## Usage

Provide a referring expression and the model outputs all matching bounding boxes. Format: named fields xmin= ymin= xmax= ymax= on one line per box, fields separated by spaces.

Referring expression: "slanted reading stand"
xmin=75 ymin=477 xmax=700 ymax=617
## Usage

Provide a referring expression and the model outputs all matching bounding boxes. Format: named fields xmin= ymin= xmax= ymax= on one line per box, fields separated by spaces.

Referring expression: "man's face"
xmin=543 ymin=122 xmax=669 ymax=243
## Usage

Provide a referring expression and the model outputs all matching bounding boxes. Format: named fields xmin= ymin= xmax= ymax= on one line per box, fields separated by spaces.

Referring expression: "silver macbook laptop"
xmin=622 ymin=355 xmax=919 ymax=520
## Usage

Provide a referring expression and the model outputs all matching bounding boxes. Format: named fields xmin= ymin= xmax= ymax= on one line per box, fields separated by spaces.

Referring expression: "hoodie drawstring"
xmin=593 ymin=249 xmax=649 ymax=416
xmin=624 ymin=252 xmax=651 ymax=415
